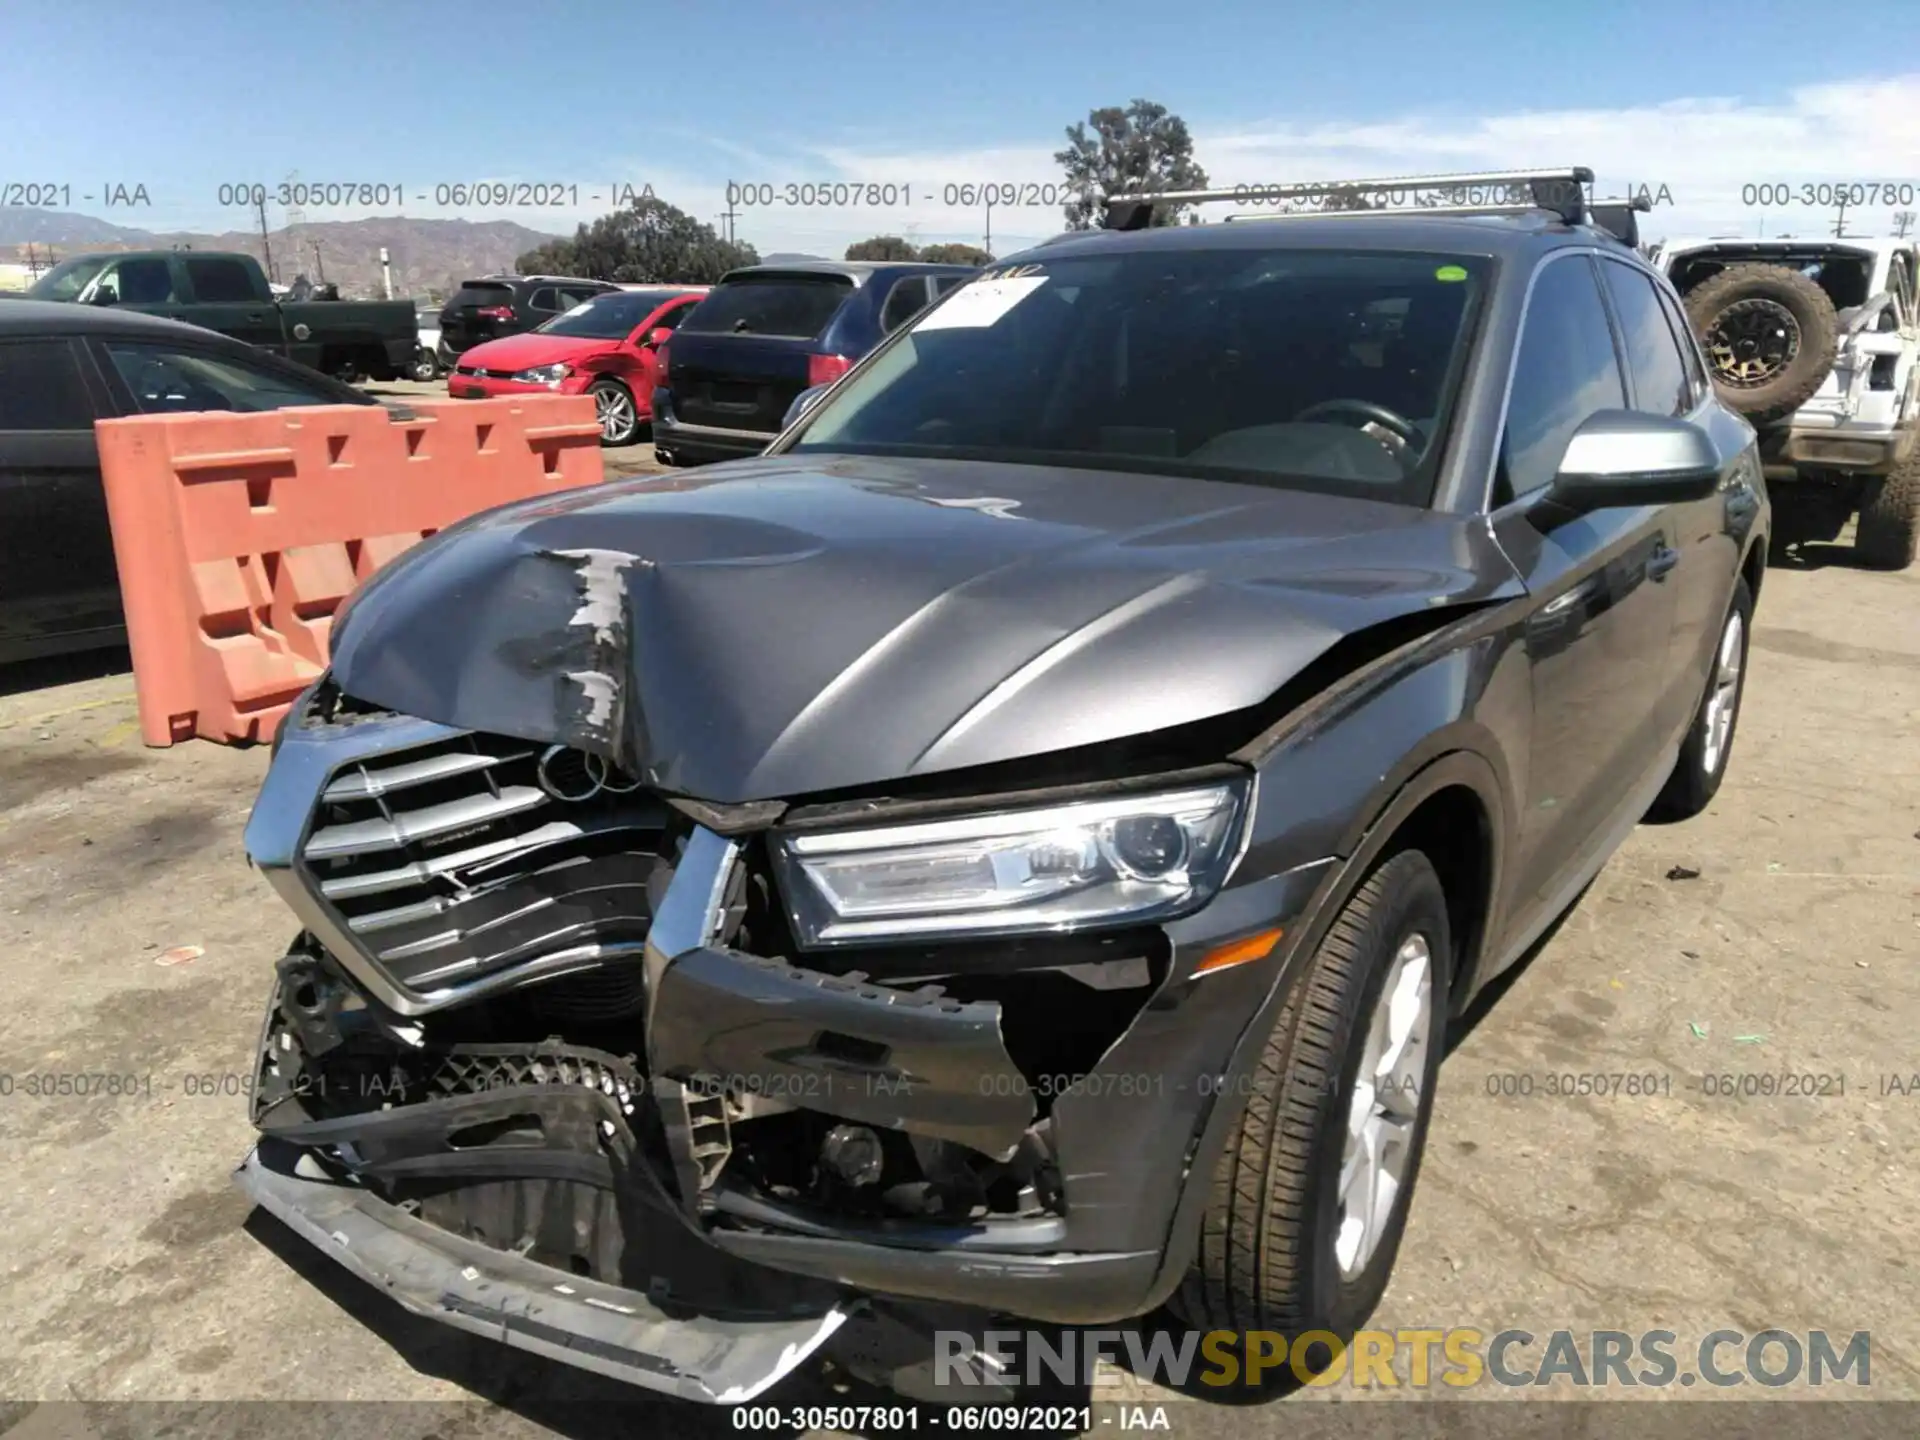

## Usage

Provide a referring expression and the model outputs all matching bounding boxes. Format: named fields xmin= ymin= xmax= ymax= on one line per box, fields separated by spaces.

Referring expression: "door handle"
xmin=1647 ymin=545 xmax=1680 ymax=581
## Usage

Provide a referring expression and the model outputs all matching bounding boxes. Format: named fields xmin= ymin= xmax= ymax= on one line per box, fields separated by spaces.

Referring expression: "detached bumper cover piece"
xmin=234 ymin=1140 xmax=848 ymax=1404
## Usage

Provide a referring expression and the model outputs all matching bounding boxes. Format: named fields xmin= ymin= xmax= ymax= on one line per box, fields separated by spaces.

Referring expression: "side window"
xmin=97 ymin=257 xmax=180 ymax=305
xmin=0 ymin=340 xmax=97 ymax=430
xmin=560 ymin=286 xmax=601 ymax=309
xmin=654 ymin=301 xmax=693 ymax=332
xmin=104 ymin=342 xmax=347 ymax=414
xmin=1599 ymin=260 xmax=1692 ymax=417
xmin=183 ymin=258 xmax=258 ymax=303
xmin=1654 ymin=284 xmax=1709 ymax=405
xmin=931 ymin=274 xmax=968 ymax=298
xmin=1496 ymin=256 xmax=1626 ymax=506
xmin=526 ymin=287 xmax=561 ymax=313
xmin=881 ymin=277 xmax=934 ymax=334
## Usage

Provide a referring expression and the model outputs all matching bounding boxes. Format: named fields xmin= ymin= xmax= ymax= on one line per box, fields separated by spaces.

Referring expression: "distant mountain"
xmin=0 ymin=209 xmax=569 ymax=301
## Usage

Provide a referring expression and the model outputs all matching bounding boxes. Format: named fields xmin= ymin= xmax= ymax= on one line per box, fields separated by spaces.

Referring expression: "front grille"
xmin=296 ymin=732 xmax=673 ymax=997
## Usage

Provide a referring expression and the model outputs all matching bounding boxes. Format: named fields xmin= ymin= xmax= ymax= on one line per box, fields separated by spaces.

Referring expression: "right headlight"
xmin=770 ymin=778 xmax=1252 ymax=947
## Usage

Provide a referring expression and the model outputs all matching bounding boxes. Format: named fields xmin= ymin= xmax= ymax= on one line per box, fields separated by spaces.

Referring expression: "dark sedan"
xmin=232 ymin=172 xmax=1767 ymax=1402
xmin=0 ymin=302 xmax=384 ymax=664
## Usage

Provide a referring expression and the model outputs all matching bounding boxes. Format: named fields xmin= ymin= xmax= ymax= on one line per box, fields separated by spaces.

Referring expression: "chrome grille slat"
xmin=304 ymin=785 xmax=549 ymax=861
xmin=322 ymin=748 xmax=532 ymax=802
xmin=319 ymin=818 xmax=598 ymax=901
xmin=375 ymin=894 xmax=559 ymax=962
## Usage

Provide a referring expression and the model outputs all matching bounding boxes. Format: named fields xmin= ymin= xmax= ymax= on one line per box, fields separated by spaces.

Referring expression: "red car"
xmin=447 ymin=286 xmax=709 ymax=445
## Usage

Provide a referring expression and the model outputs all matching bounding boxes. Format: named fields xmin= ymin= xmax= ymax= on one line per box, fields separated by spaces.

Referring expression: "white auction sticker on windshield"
xmin=915 ymin=274 xmax=1049 ymax=330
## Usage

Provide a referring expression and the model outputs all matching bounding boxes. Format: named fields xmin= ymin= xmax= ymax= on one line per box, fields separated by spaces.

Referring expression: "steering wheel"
xmin=1291 ymin=398 xmax=1423 ymax=446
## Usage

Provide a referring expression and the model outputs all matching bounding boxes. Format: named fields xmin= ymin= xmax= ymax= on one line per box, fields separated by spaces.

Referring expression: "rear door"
xmin=667 ymin=272 xmax=856 ymax=436
xmin=1489 ymin=251 xmax=1680 ymax=948
xmin=439 ymin=281 xmax=516 ymax=355
xmin=0 ymin=337 xmax=121 ymax=660
xmin=177 ymin=255 xmax=286 ymax=353
xmin=1599 ymin=256 xmax=1755 ymax=735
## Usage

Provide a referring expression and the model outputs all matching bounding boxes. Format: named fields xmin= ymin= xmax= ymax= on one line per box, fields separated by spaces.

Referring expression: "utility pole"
xmin=1894 ymin=211 xmax=1916 ymax=239
xmin=310 ymin=240 xmax=325 ymax=284
xmin=984 ymin=199 xmax=993 ymax=257
xmin=1831 ymin=194 xmax=1851 ymax=238
xmin=717 ymin=198 xmax=739 ymax=245
xmin=256 ymin=192 xmax=277 ymax=283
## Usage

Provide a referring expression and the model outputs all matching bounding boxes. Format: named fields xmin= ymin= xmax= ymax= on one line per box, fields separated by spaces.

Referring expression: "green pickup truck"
xmin=25 ymin=250 xmax=418 ymax=381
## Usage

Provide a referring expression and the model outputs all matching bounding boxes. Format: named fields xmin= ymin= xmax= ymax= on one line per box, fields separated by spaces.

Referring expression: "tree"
xmin=845 ymin=235 xmax=919 ymax=261
xmin=516 ymin=194 xmax=758 ymax=283
xmin=918 ymin=242 xmax=994 ymax=265
xmin=1316 ymin=184 xmax=1382 ymax=213
xmin=1054 ymin=99 xmax=1208 ymax=230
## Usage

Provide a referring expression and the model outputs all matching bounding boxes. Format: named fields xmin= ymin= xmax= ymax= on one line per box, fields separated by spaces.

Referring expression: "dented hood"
xmin=326 ymin=453 xmax=1519 ymax=803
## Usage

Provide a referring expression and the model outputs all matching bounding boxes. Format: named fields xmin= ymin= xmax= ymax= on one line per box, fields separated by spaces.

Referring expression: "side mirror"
xmin=645 ymin=327 xmax=673 ymax=347
xmin=90 ymin=287 xmax=118 ymax=306
xmin=1542 ymin=411 xmax=1720 ymax=516
xmin=782 ymin=384 xmax=831 ymax=430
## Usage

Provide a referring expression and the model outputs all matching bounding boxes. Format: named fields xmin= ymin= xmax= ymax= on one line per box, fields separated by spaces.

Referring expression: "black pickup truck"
xmin=25 ymin=250 xmax=418 ymax=381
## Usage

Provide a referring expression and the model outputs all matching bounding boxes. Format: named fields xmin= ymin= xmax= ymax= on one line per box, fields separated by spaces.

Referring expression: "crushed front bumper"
xmin=235 ymin=1137 xmax=847 ymax=1403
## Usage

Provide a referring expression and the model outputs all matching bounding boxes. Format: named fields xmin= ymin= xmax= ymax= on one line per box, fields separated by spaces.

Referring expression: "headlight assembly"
xmin=511 ymin=362 xmax=571 ymax=386
xmin=771 ymin=779 xmax=1252 ymax=946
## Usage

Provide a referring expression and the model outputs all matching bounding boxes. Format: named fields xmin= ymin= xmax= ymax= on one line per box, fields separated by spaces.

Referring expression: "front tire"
xmin=590 ymin=378 xmax=640 ymax=446
xmin=1650 ymin=577 xmax=1752 ymax=821
xmin=410 ymin=348 xmax=439 ymax=382
xmin=1173 ymin=849 xmax=1452 ymax=1359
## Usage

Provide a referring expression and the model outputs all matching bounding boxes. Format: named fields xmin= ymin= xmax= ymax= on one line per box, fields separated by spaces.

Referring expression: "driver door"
xmin=1489 ymin=252 xmax=1679 ymax=954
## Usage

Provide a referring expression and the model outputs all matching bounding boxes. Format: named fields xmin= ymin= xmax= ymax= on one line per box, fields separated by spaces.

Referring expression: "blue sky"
xmin=6 ymin=0 xmax=1920 ymax=255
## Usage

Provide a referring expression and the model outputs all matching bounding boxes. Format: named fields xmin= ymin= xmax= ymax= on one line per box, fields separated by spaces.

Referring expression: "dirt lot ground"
xmin=0 ymin=458 xmax=1915 ymax=1438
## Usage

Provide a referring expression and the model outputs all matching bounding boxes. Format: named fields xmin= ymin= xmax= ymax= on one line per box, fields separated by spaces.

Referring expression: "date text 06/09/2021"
xmin=724 ymin=181 xmax=1091 ymax=209
xmin=210 ymin=181 xmax=657 ymax=210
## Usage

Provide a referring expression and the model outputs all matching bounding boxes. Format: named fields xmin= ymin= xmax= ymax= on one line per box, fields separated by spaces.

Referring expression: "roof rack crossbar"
xmin=1104 ymin=167 xmax=1596 ymax=231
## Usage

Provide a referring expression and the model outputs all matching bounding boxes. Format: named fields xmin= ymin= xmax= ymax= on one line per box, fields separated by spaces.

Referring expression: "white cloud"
xmin=715 ymin=71 xmax=1920 ymax=254
xmin=186 ymin=75 xmax=1920 ymax=257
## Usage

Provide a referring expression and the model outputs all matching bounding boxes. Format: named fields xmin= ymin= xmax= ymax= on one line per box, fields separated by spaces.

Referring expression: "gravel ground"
xmin=0 ymin=505 xmax=1914 ymax=1439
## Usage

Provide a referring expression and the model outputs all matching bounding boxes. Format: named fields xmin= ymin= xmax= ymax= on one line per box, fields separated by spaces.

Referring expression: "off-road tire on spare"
xmin=1172 ymin=848 xmax=1451 ymax=1359
xmin=1683 ymin=264 xmax=1838 ymax=424
xmin=1855 ymin=451 xmax=1920 ymax=569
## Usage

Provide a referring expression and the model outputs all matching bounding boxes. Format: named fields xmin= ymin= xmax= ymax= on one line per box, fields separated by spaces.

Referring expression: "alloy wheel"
xmin=596 ymin=385 xmax=636 ymax=443
xmin=1702 ymin=610 xmax=1745 ymax=775
xmin=1335 ymin=932 xmax=1434 ymax=1279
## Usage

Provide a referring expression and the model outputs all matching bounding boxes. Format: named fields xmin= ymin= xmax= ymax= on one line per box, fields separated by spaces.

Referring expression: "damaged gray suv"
xmin=235 ymin=169 xmax=1768 ymax=1402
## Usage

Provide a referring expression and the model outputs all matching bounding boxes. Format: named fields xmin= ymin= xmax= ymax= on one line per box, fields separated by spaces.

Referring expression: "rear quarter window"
xmin=448 ymin=284 xmax=514 ymax=309
xmin=679 ymin=275 xmax=855 ymax=339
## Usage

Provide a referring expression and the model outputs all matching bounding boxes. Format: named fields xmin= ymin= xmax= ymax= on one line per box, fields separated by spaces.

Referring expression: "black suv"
xmin=652 ymin=261 xmax=976 ymax=466
xmin=436 ymin=275 xmax=621 ymax=366
xmin=235 ymin=171 xmax=1767 ymax=1404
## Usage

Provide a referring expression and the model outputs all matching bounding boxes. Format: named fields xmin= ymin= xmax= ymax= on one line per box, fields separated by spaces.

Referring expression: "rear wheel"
xmin=1683 ymin=265 xmax=1838 ymax=424
xmin=590 ymin=379 xmax=640 ymax=446
xmin=1855 ymin=452 xmax=1920 ymax=570
xmin=1173 ymin=849 xmax=1451 ymax=1362
xmin=1650 ymin=577 xmax=1752 ymax=821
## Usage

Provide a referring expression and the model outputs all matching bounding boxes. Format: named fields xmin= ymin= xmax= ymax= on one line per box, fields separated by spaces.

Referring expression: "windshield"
xmin=786 ymin=248 xmax=1489 ymax=506
xmin=29 ymin=256 xmax=113 ymax=301
xmin=536 ymin=290 xmax=680 ymax=338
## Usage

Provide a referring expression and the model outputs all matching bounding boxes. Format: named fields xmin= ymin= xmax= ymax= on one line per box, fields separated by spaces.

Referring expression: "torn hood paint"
xmin=326 ymin=453 xmax=1521 ymax=804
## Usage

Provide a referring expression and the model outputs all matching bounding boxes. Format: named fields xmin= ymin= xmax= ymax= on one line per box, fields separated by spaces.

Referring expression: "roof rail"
xmin=1104 ymin=168 xmax=1599 ymax=231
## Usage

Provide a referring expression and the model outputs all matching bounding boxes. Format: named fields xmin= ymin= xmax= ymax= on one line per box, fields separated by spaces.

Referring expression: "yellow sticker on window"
xmin=1435 ymin=265 xmax=1468 ymax=282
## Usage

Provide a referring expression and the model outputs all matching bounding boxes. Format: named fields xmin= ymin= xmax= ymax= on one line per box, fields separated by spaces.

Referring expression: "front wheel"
xmin=1172 ymin=848 xmax=1451 ymax=1359
xmin=410 ymin=348 xmax=439 ymax=382
xmin=1649 ymin=577 xmax=1752 ymax=821
xmin=590 ymin=378 xmax=640 ymax=447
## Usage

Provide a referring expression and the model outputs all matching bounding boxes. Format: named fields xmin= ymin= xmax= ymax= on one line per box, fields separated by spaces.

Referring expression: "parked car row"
xmin=440 ymin=260 xmax=979 ymax=451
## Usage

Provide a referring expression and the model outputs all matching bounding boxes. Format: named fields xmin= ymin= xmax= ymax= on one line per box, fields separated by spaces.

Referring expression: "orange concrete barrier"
xmin=95 ymin=395 xmax=604 ymax=747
